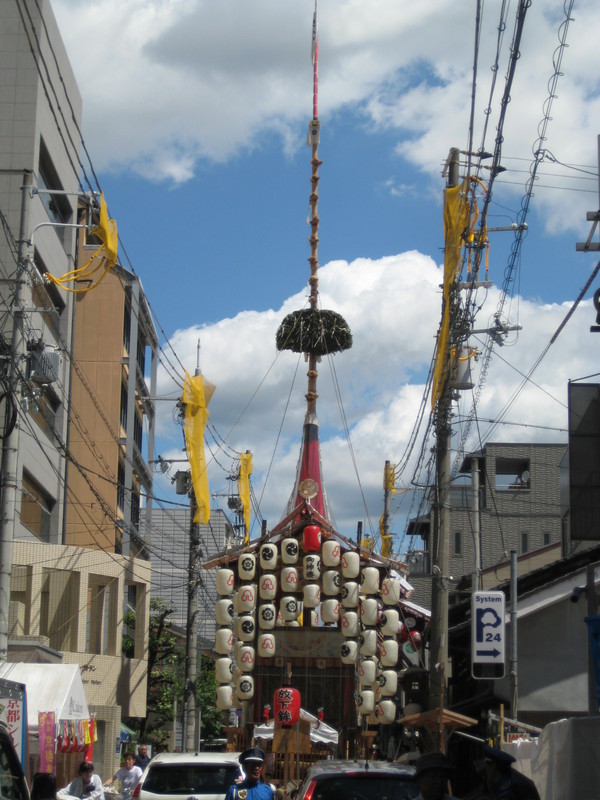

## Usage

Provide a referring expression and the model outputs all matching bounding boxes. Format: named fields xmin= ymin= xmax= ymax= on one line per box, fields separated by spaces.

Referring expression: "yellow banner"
xmin=182 ymin=372 xmax=213 ymax=524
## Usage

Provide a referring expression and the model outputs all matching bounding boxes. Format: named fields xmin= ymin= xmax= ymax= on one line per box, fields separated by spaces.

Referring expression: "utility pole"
xmin=429 ymin=148 xmax=460 ymax=711
xmin=471 ymin=456 xmax=481 ymax=592
xmin=182 ymin=482 xmax=200 ymax=752
xmin=0 ymin=171 xmax=32 ymax=661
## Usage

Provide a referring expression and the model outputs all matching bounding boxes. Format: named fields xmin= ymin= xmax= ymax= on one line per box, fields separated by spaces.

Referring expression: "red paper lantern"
xmin=303 ymin=524 xmax=322 ymax=552
xmin=409 ymin=630 xmax=422 ymax=649
xmin=399 ymin=622 xmax=409 ymax=643
xmin=317 ymin=707 xmax=324 ymax=722
xmin=273 ymin=686 xmax=301 ymax=727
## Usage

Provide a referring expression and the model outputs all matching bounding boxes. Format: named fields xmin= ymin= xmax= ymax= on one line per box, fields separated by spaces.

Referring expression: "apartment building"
xmin=407 ymin=442 xmax=568 ymax=604
xmin=0 ymin=0 xmax=153 ymax=780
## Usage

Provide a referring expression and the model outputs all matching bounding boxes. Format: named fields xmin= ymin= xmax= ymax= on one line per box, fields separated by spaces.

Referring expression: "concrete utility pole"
xmin=0 ymin=171 xmax=32 ymax=661
xmin=182 ymin=481 xmax=200 ymax=752
xmin=429 ymin=149 xmax=460 ymax=711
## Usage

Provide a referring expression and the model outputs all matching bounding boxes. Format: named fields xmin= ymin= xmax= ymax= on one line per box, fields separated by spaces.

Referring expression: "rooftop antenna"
xmin=195 ymin=338 xmax=201 ymax=376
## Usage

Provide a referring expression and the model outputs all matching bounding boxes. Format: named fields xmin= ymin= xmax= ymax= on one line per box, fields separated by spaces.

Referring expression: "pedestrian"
xmin=103 ymin=752 xmax=143 ymax=800
xmin=481 ymin=745 xmax=540 ymax=800
xmin=225 ymin=747 xmax=273 ymax=800
xmin=414 ymin=752 xmax=458 ymax=800
xmin=31 ymin=773 xmax=57 ymax=800
xmin=134 ymin=745 xmax=150 ymax=771
xmin=58 ymin=761 xmax=104 ymax=800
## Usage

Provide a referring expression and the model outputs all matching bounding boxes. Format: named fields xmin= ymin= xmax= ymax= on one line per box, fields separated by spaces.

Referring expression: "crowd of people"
xmin=29 ymin=740 xmax=540 ymax=800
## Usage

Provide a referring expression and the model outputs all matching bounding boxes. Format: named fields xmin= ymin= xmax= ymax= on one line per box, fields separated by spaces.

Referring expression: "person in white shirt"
xmin=58 ymin=761 xmax=104 ymax=800
xmin=104 ymin=753 xmax=143 ymax=800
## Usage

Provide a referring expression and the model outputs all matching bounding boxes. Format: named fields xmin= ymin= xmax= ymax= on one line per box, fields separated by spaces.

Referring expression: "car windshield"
xmin=142 ymin=765 xmax=240 ymax=795
xmin=311 ymin=776 xmax=420 ymax=800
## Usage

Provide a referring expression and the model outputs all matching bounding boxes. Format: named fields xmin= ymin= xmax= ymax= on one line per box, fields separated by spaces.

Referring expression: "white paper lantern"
xmin=361 ymin=597 xmax=379 ymax=626
xmin=303 ymin=554 xmax=321 ymax=581
xmin=377 ymin=700 xmax=396 ymax=724
xmin=379 ymin=670 xmax=398 ymax=696
xmin=381 ymin=577 xmax=401 ymax=605
xmin=216 ymin=684 xmax=234 ymax=710
xmin=280 ymin=595 xmax=301 ymax=621
xmin=281 ymin=537 xmax=299 ymax=564
xmin=259 ymin=574 xmax=277 ymax=600
xmin=233 ymin=640 xmax=243 ymax=664
xmin=341 ymin=611 xmax=359 ymax=637
xmin=359 ymin=658 xmax=376 ymax=686
xmin=260 ymin=543 xmax=278 ymax=570
xmin=322 ymin=570 xmax=341 ymax=596
xmin=341 ymin=640 xmax=358 ymax=663
xmin=236 ymin=674 xmax=254 ymax=700
xmin=366 ymin=712 xmax=379 ymax=725
xmin=380 ymin=609 xmax=399 ymax=636
xmin=373 ymin=681 xmax=382 ymax=703
xmin=360 ymin=567 xmax=380 ymax=595
xmin=286 ymin=620 xmax=300 ymax=627
xmin=215 ymin=657 xmax=233 ymax=684
xmin=341 ymin=581 xmax=359 ymax=608
xmin=216 ymin=568 xmax=235 ymax=596
xmin=358 ymin=690 xmax=374 ymax=714
xmin=321 ymin=598 xmax=340 ymax=624
xmin=238 ymin=584 xmax=256 ymax=613
xmin=238 ymin=553 xmax=256 ymax=580
xmin=341 ymin=551 xmax=360 ymax=578
xmin=359 ymin=628 xmax=377 ymax=656
xmin=216 ymin=599 xmax=234 ymax=626
xmin=215 ymin=628 xmax=234 ymax=654
xmin=303 ymin=583 xmax=321 ymax=608
xmin=281 ymin=566 xmax=300 ymax=592
xmin=322 ymin=540 xmax=341 ymax=567
xmin=311 ymin=610 xmax=319 ymax=626
xmin=257 ymin=633 xmax=276 ymax=657
xmin=258 ymin=604 xmax=277 ymax=629
xmin=238 ymin=645 xmax=256 ymax=672
xmin=380 ymin=638 xmax=399 ymax=666
xmin=235 ymin=614 xmax=256 ymax=642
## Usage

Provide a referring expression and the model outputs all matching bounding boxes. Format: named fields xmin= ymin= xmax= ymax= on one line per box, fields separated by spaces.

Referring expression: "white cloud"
xmin=53 ymin=0 xmax=600 ymax=228
xmin=152 ymin=251 xmax=590 ymax=545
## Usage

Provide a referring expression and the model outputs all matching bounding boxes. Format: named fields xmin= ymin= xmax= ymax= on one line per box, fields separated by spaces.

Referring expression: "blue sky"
xmin=52 ymin=0 xmax=600 ymax=549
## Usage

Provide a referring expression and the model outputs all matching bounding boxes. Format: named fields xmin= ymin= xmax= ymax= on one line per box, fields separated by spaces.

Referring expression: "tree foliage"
xmin=123 ymin=598 xmax=223 ymax=747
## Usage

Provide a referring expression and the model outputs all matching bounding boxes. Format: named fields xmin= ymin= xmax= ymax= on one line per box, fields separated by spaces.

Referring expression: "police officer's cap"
xmin=483 ymin=744 xmax=516 ymax=765
xmin=239 ymin=747 xmax=265 ymax=764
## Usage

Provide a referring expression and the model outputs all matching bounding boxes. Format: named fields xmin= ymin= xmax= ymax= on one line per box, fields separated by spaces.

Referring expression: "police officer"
xmin=482 ymin=745 xmax=540 ymax=800
xmin=225 ymin=748 xmax=273 ymax=800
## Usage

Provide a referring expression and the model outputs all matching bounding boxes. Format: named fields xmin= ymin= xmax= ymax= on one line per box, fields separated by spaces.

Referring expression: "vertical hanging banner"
xmin=238 ymin=452 xmax=253 ymax=543
xmin=38 ymin=712 xmax=56 ymax=774
xmin=182 ymin=371 xmax=215 ymax=524
xmin=0 ymin=679 xmax=28 ymax=768
xmin=585 ymin=614 xmax=600 ymax=708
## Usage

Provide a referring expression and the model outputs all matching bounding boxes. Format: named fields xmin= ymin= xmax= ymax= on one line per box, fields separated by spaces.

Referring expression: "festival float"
xmin=202 ymin=2 xmax=431 ymax=782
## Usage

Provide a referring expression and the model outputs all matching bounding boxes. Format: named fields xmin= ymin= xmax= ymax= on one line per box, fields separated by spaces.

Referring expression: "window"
xmin=120 ymin=382 xmax=128 ymax=431
xmin=20 ymin=470 xmax=54 ymax=541
xmin=454 ymin=530 xmax=462 ymax=555
xmin=28 ymin=385 xmax=60 ymax=439
xmin=543 ymin=531 xmax=551 ymax=546
xmin=37 ymin=139 xmax=72 ymax=244
xmin=521 ymin=531 xmax=529 ymax=554
xmin=32 ymin=250 xmax=65 ymax=336
xmin=495 ymin=457 xmax=530 ymax=491
xmin=117 ymin=461 xmax=125 ymax=512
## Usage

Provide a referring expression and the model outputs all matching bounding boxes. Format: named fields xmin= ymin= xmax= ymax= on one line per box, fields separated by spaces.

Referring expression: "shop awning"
xmin=0 ymin=663 xmax=89 ymax=731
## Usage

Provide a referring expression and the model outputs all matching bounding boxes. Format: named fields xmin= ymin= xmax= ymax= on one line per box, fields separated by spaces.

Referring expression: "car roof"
xmin=304 ymin=760 xmax=415 ymax=778
xmin=148 ymin=753 xmax=242 ymax=766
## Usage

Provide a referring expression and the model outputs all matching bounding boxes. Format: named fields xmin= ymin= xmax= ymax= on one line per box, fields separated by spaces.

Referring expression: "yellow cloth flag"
xmin=238 ymin=452 xmax=253 ymax=543
xmin=431 ymin=181 xmax=469 ymax=408
xmin=90 ymin=193 xmax=118 ymax=267
xmin=182 ymin=371 xmax=213 ymax=524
